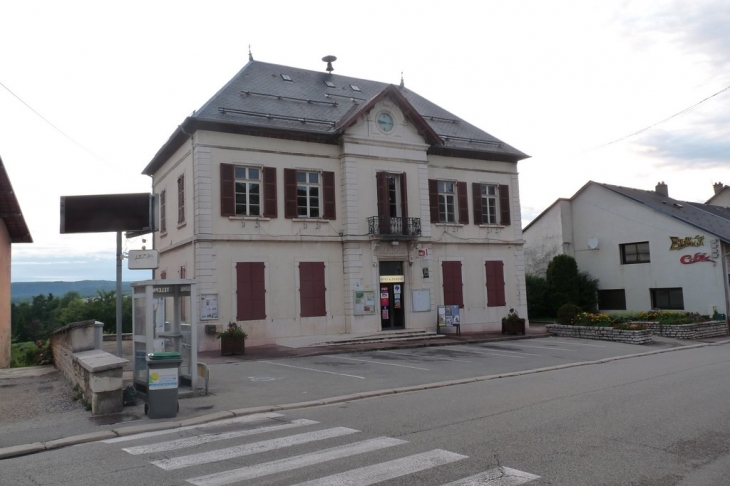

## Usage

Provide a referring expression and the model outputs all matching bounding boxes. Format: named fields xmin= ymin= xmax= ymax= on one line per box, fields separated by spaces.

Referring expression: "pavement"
xmin=2 ymin=323 xmax=729 ymax=460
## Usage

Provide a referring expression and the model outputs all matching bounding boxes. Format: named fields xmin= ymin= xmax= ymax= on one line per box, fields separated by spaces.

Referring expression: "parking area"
xmin=199 ymin=337 xmax=667 ymax=411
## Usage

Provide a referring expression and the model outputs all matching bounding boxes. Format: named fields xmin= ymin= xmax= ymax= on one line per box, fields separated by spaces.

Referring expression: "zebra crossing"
xmin=101 ymin=412 xmax=541 ymax=485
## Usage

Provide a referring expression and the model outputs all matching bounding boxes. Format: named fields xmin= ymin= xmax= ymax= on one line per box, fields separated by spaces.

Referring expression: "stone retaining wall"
xmin=546 ymin=324 xmax=652 ymax=345
xmin=641 ymin=320 xmax=728 ymax=339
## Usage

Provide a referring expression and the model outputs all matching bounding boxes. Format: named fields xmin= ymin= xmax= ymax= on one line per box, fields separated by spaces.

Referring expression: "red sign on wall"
xmin=680 ymin=252 xmax=715 ymax=264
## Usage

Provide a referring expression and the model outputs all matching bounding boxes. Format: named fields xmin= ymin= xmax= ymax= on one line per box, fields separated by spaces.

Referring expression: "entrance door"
xmin=379 ymin=261 xmax=405 ymax=330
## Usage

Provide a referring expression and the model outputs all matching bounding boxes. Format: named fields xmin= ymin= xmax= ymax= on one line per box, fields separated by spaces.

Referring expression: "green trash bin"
xmin=146 ymin=352 xmax=182 ymax=419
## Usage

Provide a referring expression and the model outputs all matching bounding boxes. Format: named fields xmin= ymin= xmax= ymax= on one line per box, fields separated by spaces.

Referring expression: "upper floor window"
xmin=177 ymin=174 xmax=185 ymax=224
xmin=620 ymin=242 xmax=650 ymax=264
xmin=480 ymin=184 xmax=499 ymax=224
xmin=160 ymin=190 xmax=167 ymax=233
xmin=297 ymin=171 xmax=321 ymax=218
xmin=429 ymin=179 xmax=468 ymax=225
xmin=437 ymin=181 xmax=456 ymax=223
xmin=235 ymin=167 xmax=261 ymax=216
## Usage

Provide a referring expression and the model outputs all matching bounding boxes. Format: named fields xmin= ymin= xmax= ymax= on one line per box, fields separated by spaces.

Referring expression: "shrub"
xmin=526 ymin=274 xmax=549 ymax=318
xmin=557 ymin=303 xmax=582 ymax=325
xmin=576 ymin=271 xmax=599 ymax=312
xmin=546 ymin=255 xmax=579 ymax=315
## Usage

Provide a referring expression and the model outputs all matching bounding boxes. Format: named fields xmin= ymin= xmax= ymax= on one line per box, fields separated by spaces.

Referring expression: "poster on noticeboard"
xmin=437 ymin=305 xmax=460 ymax=327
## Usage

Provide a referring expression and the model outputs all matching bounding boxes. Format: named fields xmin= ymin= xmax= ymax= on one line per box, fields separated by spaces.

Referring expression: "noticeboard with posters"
xmin=353 ymin=290 xmax=376 ymax=315
xmin=437 ymin=305 xmax=461 ymax=335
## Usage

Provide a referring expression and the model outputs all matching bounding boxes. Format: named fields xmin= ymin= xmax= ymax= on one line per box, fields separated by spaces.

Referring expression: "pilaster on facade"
xmin=193 ymin=145 xmax=213 ymax=235
xmin=339 ymin=156 xmax=361 ymax=238
xmin=342 ymin=242 xmax=363 ymax=315
xmin=512 ymin=245 xmax=528 ymax=316
xmin=194 ymin=241 xmax=217 ymax=294
xmin=510 ymin=173 xmax=523 ymax=240
xmin=417 ymin=162 xmax=432 ymax=239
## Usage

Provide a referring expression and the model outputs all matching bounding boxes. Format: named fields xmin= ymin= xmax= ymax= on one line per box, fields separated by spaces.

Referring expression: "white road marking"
xmin=187 ymin=437 xmax=407 ymax=486
xmin=102 ymin=412 xmax=285 ymax=443
xmin=545 ymin=340 xmax=606 ymax=348
xmin=445 ymin=347 xmax=528 ymax=359
xmin=260 ymin=361 xmax=365 ymax=379
xmin=152 ymin=427 xmax=359 ymax=470
xmin=123 ymin=419 xmax=318 ymax=455
xmin=377 ymin=350 xmax=475 ymax=364
xmin=441 ymin=466 xmax=541 ymax=485
xmin=290 ymin=449 xmax=468 ymax=486
xmin=502 ymin=344 xmax=576 ymax=352
xmin=330 ymin=355 xmax=430 ymax=370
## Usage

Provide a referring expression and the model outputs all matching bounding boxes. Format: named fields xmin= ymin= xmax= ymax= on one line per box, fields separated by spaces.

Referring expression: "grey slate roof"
xmin=144 ymin=60 xmax=528 ymax=175
xmin=598 ymin=182 xmax=730 ymax=243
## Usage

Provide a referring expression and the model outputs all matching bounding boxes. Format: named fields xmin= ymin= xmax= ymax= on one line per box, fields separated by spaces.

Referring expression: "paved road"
xmin=4 ymin=341 xmax=730 ymax=484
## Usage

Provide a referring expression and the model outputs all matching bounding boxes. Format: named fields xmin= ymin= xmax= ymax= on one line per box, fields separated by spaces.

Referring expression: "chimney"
xmin=714 ymin=182 xmax=725 ymax=195
xmin=655 ymin=181 xmax=668 ymax=197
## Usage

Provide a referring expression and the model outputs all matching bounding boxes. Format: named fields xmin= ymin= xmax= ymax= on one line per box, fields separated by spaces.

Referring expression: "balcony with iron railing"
xmin=367 ymin=216 xmax=422 ymax=240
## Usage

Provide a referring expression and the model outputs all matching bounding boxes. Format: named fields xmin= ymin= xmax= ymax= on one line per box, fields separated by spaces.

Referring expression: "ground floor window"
xmin=299 ymin=262 xmax=326 ymax=317
xmin=598 ymin=289 xmax=627 ymax=310
xmin=442 ymin=261 xmax=464 ymax=308
xmin=485 ymin=261 xmax=506 ymax=307
xmin=650 ymin=287 xmax=684 ymax=310
xmin=236 ymin=262 xmax=266 ymax=320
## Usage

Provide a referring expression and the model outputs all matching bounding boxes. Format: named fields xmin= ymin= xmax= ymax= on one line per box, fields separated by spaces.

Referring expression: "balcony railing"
xmin=367 ymin=216 xmax=422 ymax=239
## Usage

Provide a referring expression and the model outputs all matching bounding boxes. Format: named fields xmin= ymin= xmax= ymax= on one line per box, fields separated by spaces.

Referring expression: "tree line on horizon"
xmin=11 ymin=291 xmax=133 ymax=343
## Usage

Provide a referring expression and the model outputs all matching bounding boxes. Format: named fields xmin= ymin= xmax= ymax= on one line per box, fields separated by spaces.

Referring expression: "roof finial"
xmin=248 ymin=45 xmax=253 ymax=62
xmin=400 ymin=72 xmax=404 ymax=88
xmin=322 ymin=55 xmax=337 ymax=73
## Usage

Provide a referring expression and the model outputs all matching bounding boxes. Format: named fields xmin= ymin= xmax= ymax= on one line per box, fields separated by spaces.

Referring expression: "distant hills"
xmin=11 ymin=280 xmax=134 ymax=303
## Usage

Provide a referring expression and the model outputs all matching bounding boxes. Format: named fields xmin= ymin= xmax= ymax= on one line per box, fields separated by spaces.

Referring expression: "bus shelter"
xmin=131 ymin=279 xmax=198 ymax=392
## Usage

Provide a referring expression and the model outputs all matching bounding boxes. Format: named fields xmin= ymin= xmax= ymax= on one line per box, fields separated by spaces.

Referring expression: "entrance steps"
xmin=277 ymin=329 xmax=443 ymax=348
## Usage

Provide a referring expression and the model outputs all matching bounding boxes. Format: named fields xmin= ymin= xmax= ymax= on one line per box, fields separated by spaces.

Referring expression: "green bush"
xmin=556 ymin=303 xmax=582 ymax=325
xmin=546 ymin=255 xmax=580 ymax=315
xmin=10 ymin=341 xmax=38 ymax=368
xmin=525 ymin=274 xmax=549 ymax=318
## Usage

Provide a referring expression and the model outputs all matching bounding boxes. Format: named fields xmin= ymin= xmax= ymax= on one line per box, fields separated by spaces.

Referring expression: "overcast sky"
xmin=1 ymin=0 xmax=729 ymax=282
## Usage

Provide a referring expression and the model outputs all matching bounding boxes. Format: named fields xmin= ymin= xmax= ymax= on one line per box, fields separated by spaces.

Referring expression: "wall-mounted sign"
xmin=128 ymin=249 xmax=159 ymax=269
xmin=670 ymin=235 xmax=705 ymax=251
xmin=353 ymin=291 xmax=376 ymax=315
xmin=200 ymin=294 xmax=219 ymax=320
xmin=380 ymin=275 xmax=405 ymax=283
xmin=418 ymin=248 xmax=430 ymax=257
xmin=680 ymin=252 xmax=715 ymax=264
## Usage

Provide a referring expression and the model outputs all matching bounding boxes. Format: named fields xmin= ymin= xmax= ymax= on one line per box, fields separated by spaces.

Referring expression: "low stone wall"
xmin=50 ymin=320 xmax=127 ymax=415
xmin=641 ymin=320 xmax=729 ymax=339
xmin=546 ymin=324 xmax=652 ymax=345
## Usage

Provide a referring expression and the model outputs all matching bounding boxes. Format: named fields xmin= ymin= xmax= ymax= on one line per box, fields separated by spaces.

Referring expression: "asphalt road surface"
xmin=4 ymin=341 xmax=730 ymax=485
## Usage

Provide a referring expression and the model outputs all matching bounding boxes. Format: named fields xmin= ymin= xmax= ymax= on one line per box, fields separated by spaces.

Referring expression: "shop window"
xmin=442 ymin=261 xmax=464 ymax=308
xmin=485 ymin=261 xmax=506 ymax=307
xmin=598 ymin=289 xmax=626 ymax=310
xmin=651 ymin=288 xmax=684 ymax=310
xmin=620 ymin=242 xmax=650 ymax=264
xmin=236 ymin=262 xmax=266 ymax=320
xmin=299 ymin=262 xmax=326 ymax=317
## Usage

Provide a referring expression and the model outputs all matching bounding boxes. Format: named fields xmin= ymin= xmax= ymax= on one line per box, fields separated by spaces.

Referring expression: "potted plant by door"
xmin=218 ymin=322 xmax=248 ymax=356
xmin=502 ymin=308 xmax=526 ymax=335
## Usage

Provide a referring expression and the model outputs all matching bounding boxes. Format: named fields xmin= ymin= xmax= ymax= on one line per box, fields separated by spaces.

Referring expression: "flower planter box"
xmin=220 ymin=336 xmax=245 ymax=356
xmin=639 ymin=320 xmax=728 ymax=339
xmin=502 ymin=318 xmax=526 ymax=335
xmin=546 ymin=324 xmax=652 ymax=345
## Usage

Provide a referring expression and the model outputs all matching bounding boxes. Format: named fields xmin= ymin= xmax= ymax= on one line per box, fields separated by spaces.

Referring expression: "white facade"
xmin=147 ymin=80 xmax=529 ymax=351
xmin=523 ymin=182 xmax=730 ymax=316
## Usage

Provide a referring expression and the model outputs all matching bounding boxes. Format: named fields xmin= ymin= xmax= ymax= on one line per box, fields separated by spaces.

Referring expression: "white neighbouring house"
xmin=523 ymin=181 xmax=730 ymax=316
xmin=143 ymin=57 xmax=530 ymax=350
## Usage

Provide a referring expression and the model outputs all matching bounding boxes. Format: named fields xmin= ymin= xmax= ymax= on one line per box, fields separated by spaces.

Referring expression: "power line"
xmin=0 ymin=80 xmax=108 ymax=164
xmin=589 ymin=83 xmax=730 ymax=151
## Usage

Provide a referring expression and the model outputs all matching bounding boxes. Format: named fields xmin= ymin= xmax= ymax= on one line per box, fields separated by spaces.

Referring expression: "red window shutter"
xmin=160 ymin=190 xmax=167 ymax=233
xmin=236 ymin=262 xmax=266 ymax=321
xmin=322 ymin=171 xmax=336 ymax=220
xmin=376 ymin=172 xmax=389 ymax=234
xmin=472 ymin=182 xmax=482 ymax=225
xmin=485 ymin=261 xmax=506 ymax=307
xmin=220 ymin=164 xmax=235 ymax=217
xmin=263 ymin=167 xmax=277 ymax=218
xmin=177 ymin=174 xmax=185 ymax=223
xmin=400 ymin=172 xmax=408 ymax=220
xmin=299 ymin=262 xmax=326 ymax=317
xmin=428 ymin=179 xmax=438 ymax=223
xmin=457 ymin=181 xmax=469 ymax=224
xmin=442 ymin=261 xmax=464 ymax=308
xmin=499 ymin=184 xmax=511 ymax=226
xmin=284 ymin=168 xmax=297 ymax=219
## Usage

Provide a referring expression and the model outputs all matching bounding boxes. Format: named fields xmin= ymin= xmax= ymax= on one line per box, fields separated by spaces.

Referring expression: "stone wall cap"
xmin=51 ymin=319 xmax=101 ymax=336
xmin=73 ymin=350 xmax=128 ymax=372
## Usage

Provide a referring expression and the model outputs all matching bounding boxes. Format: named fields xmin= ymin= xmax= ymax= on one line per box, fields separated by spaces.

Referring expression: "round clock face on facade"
xmin=377 ymin=112 xmax=394 ymax=132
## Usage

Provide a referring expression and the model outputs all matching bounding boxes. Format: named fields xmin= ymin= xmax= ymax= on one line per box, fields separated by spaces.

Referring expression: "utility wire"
xmin=0 ymin=79 xmax=108 ymax=165
xmin=589 ymin=83 xmax=730 ymax=151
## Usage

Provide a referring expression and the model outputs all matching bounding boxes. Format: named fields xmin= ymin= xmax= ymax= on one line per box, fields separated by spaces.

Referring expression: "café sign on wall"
xmin=669 ymin=235 xmax=715 ymax=265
